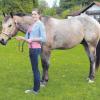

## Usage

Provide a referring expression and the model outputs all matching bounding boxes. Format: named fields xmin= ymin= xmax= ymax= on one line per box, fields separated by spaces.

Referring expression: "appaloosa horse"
xmin=0 ymin=13 xmax=100 ymax=84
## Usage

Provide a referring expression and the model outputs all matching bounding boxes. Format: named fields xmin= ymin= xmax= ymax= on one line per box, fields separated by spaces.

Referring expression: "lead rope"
xmin=18 ymin=41 xmax=21 ymax=51
xmin=21 ymin=31 xmax=30 ymax=52
xmin=18 ymin=41 xmax=25 ymax=52
xmin=21 ymin=41 xmax=25 ymax=52
xmin=21 ymin=32 xmax=30 ymax=52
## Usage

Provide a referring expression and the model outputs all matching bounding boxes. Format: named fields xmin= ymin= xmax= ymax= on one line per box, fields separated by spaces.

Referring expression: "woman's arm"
xmin=15 ymin=36 xmax=28 ymax=42
xmin=39 ymin=22 xmax=46 ymax=43
xmin=15 ymin=36 xmax=40 ymax=43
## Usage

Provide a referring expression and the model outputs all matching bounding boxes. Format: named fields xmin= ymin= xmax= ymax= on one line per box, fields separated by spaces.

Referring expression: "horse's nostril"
xmin=1 ymin=38 xmax=4 ymax=42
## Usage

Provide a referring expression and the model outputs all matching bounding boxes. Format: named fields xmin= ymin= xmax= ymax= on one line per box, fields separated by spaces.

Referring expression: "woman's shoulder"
xmin=37 ymin=20 xmax=44 ymax=25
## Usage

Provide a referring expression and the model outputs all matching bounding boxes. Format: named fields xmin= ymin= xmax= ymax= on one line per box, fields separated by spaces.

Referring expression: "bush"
xmin=60 ymin=10 xmax=70 ymax=18
xmin=42 ymin=8 xmax=56 ymax=16
xmin=60 ymin=5 xmax=83 ymax=18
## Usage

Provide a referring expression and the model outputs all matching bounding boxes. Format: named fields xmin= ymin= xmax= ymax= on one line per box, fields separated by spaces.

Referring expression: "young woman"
xmin=15 ymin=9 xmax=46 ymax=94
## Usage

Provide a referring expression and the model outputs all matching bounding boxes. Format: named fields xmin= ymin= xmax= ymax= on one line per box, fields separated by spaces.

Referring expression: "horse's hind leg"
xmin=40 ymin=48 xmax=51 ymax=85
xmin=82 ymin=40 xmax=96 ymax=83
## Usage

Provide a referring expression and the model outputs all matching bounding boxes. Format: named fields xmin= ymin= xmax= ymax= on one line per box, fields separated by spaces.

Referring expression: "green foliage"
xmin=42 ymin=8 xmax=56 ymax=16
xmin=59 ymin=0 xmax=99 ymax=12
xmin=60 ymin=5 xmax=82 ymax=18
xmin=0 ymin=0 xmax=38 ymax=13
xmin=60 ymin=9 xmax=70 ymax=18
xmin=71 ymin=5 xmax=82 ymax=11
xmin=0 ymin=0 xmax=100 ymax=19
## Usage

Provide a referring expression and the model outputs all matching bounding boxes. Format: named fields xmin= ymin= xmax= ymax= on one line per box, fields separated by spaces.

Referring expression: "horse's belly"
xmin=49 ymin=19 xmax=84 ymax=49
xmin=52 ymin=32 xmax=84 ymax=49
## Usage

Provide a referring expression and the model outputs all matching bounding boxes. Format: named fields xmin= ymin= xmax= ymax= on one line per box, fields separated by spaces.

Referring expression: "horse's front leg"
xmin=40 ymin=48 xmax=51 ymax=86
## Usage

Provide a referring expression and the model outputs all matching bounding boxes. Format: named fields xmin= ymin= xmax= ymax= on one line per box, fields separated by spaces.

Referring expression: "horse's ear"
xmin=10 ymin=12 xmax=13 ymax=18
xmin=2 ymin=11 xmax=6 ymax=17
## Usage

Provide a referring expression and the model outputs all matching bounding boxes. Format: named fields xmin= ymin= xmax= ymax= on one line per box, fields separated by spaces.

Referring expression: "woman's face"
xmin=32 ymin=11 xmax=40 ymax=21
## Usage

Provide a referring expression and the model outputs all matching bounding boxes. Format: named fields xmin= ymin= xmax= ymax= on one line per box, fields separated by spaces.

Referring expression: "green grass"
xmin=0 ymin=39 xmax=100 ymax=100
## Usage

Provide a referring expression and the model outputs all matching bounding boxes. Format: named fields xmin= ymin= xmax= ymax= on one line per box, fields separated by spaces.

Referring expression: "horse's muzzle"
xmin=0 ymin=38 xmax=7 ymax=45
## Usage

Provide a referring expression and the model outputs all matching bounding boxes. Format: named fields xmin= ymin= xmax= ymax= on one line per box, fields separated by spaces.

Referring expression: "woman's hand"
xmin=15 ymin=36 xmax=25 ymax=41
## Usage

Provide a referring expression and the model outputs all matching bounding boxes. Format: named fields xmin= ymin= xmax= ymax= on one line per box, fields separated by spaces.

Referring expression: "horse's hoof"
xmin=88 ymin=79 xmax=94 ymax=83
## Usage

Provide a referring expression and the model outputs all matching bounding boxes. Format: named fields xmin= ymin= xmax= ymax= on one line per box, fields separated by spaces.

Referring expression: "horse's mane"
xmin=4 ymin=13 xmax=30 ymax=22
xmin=14 ymin=13 xmax=51 ymax=23
xmin=4 ymin=12 xmax=52 ymax=24
xmin=14 ymin=13 xmax=27 ymax=16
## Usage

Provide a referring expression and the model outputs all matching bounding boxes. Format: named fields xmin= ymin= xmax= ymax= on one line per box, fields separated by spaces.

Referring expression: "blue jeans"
xmin=29 ymin=48 xmax=41 ymax=92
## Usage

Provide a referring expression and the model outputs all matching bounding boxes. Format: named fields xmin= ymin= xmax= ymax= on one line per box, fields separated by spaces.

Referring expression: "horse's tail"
xmin=96 ymin=40 xmax=100 ymax=69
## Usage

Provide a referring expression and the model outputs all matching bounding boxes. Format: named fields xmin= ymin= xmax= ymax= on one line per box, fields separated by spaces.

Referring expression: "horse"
xmin=0 ymin=13 xmax=100 ymax=84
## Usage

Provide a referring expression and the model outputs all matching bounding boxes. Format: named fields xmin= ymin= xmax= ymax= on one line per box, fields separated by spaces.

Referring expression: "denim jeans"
xmin=29 ymin=48 xmax=41 ymax=92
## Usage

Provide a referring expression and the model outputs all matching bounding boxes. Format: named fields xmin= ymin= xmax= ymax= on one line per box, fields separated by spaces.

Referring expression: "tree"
xmin=52 ymin=0 xmax=59 ymax=8
xmin=0 ymin=0 xmax=39 ymax=14
xmin=60 ymin=0 xmax=80 ymax=13
xmin=38 ymin=0 xmax=48 ymax=13
xmin=82 ymin=0 xmax=94 ymax=6
xmin=32 ymin=0 xmax=38 ymax=7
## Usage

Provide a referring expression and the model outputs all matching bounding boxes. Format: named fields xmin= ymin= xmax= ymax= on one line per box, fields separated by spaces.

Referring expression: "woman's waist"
xmin=28 ymin=42 xmax=41 ymax=48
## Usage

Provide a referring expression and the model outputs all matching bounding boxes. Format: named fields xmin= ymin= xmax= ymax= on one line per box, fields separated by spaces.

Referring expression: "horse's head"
xmin=0 ymin=13 xmax=18 ymax=45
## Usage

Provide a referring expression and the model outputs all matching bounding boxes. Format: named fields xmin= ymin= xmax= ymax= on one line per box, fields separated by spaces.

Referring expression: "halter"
xmin=1 ymin=21 xmax=18 ymax=40
xmin=1 ymin=32 xmax=12 ymax=40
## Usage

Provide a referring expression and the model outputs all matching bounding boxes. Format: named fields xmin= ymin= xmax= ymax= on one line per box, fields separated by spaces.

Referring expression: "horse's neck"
xmin=16 ymin=22 xmax=29 ymax=33
xmin=14 ymin=15 xmax=33 ymax=33
xmin=15 ymin=16 xmax=51 ymax=33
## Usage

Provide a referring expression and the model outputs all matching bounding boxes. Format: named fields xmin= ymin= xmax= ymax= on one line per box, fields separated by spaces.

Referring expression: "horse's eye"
xmin=8 ymin=24 xmax=12 ymax=27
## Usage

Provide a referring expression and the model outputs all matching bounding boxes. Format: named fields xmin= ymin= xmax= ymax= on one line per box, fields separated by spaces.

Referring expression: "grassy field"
xmin=0 ymin=39 xmax=100 ymax=100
